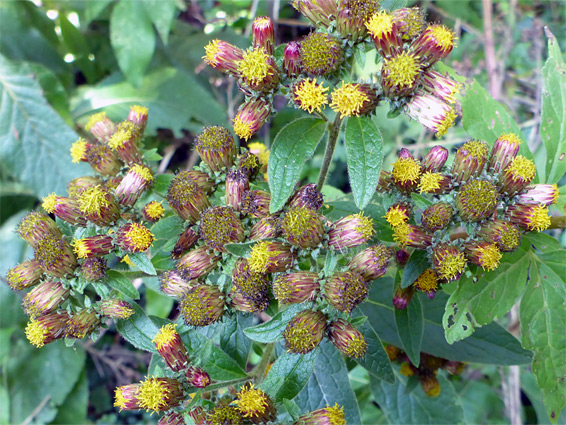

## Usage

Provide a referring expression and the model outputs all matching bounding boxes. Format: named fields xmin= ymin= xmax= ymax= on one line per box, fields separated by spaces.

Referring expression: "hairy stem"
xmin=316 ymin=114 xmax=343 ymax=191
xmin=250 ymin=342 xmax=275 ymax=383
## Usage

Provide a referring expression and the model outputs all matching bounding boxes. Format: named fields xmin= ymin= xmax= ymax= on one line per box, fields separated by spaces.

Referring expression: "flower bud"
xmin=293 ymin=78 xmax=329 ymax=114
xmin=282 ymin=207 xmax=325 ymax=249
xmin=235 ymin=383 xmax=276 ymax=423
xmin=142 ymin=201 xmax=165 ymax=223
xmin=417 ymin=172 xmax=452 ymax=194
xmin=284 ymin=310 xmax=327 ymax=354
xmin=248 ymin=241 xmax=295 ymax=273
xmin=73 ymin=235 xmax=114 ymax=259
xmin=290 ymin=184 xmax=324 ymax=211
xmin=171 ymin=225 xmax=199 ymax=259
xmin=377 ymin=170 xmax=395 ymax=192
xmin=233 ymin=97 xmax=271 ymax=141
xmin=137 ymin=377 xmax=184 ymax=413
xmin=99 ymin=299 xmax=134 ymax=319
xmin=292 ymin=0 xmax=339 ymax=28
xmin=477 ymin=219 xmax=521 ymax=252
xmin=115 ymin=164 xmax=154 ymax=206
xmin=506 ymin=203 xmax=551 ymax=232
xmin=412 ymin=24 xmax=456 ymax=65
xmin=329 ymin=319 xmax=367 ymax=359
xmin=203 ymin=39 xmax=244 ymax=76
xmin=25 ymin=311 xmax=69 ymax=348
xmin=70 ymin=138 xmax=92 ymax=163
xmin=78 ymin=186 xmax=120 ymax=226
xmin=391 ymin=153 xmax=422 ymax=192
xmin=421 ymin=71 xmax=461 ymax=106
xmin=86 ymin=144 xmax=122 ymax=176
xmin=518 ymin=184 xmax=559 ymax=206
xmin=365 ymin=11 xmax=403 ymax=57
xmin=34 ymin=235 xmax=77 ymax=277
xmin=384 ymin=202 xmax=411 ymax=228
xmin=242 ymin=190 xmax=271 ymax=218
xmin=328 ymin=213 xmax=374 ymax=251
xmin=464 ymin=241 xmax=502 ymax=271
xmin=432 ymin=243 xmax=467 ymax=282
xmin=300 ymin=32 xmax=344 ymax=76
xmin=158 ymin=412 xmax=185 ymax=425
xmin=67 ymin=176 xmax=102 ymax=198
xmin=208 ymin=405 xmax=243 ymax=425
xmin=238 ymin=151 xmax=261 ymax=179
xmin=283 ymin=41 xmax=301 ymax=77
xmin=167 ymin=171 xmax=211 ymax=222
xmin=6 ymin=260 xmax=44 ymax=290
xmin=23 ymin=280 xmax=70 ymax=317
xmin=159 ymin=270 xmax=196 ymax=297
xmin=294 ymin=403 xmax=346 ymax=425
xmin=455 ymin=180 xmax=498 ymax=222
xmin=422 ymin=145 xmax=449 ymax=172
xmin=385 ymin=344 xmax=401 ymax=361
xmin=404 ymin=92 xmax=457 ymax=137
xmin=196 ymin=126 xmax=237 ymax=171
xmin=420 ymin=372 xmax=441 ymax=397
xmin=421 ymin=202 xmax=453 ymax=232
xmin=115 ymin=223 xmax=154 ymax=253
xmin=273 ymin=271 xmax=319 ymax=304
xmin=81 ymin=257 xmax=107 ymax=281
xmin=325 ymin=271 xmax=368 ymax=313
xmin=396 ymin=248 xmax=410 ymax=266
xmin=186 ymin=366 xmax=211 ymax=388
xmin=231 ymin=290 xmax=270 ymax=313
xmin=152 ymin=323 xmax=190 ymax=372
xmin=42 ymin=193 xmax=87 ymax=226
xmin=232 ymin=258 xmax=270 ymax=303
xmin=238 ymin=48 xmax=280 ymax=93
xmin=85 ymin=112 xmax=116 ymax=143
xmin=199 ymin=206 xmax=245 ymax=252
xmin=250 ymin=215 xmax=282 ymax=240
xmin=252 ymin=17 xmax=275 ymax=55
xmin=487 ymin=133 xmax=522 ymax=174
xmin=391 ymin=7 xmax=426 ymax=41
xmin=330 ymin=83 xmax=379 ymax=118
xmin=114 ymin=384 xmax=141 ymax=411
xmin=66 ymin=309 xmax=101 ymax=339
xmin=393 ymin=223 xmax=433 ymax=249
xmin=348 ymin=244 xmax=393 ymax=281
xmin=176 ymin=246 xmax=220 ymax=279
xmin=180 ymin=284 xmax=225 ymax=326
xmin=451 ymin=140 xmax=489 ymax=183
xmin=336 ymin=0 xmax=380 ymax=40
xmin=413 ymin=269 xmax=439 ymax=298
xmin=392 ymin=281 xmax=415 ymax=309
xmin=381 ymin=51 xmax=421 ymax=98
xmin=127 ymin=105 xmax=149 ymax=134
xmin=499 ymin=155 xmax=537 ymax=196
xmin=17 ymin=212 xmax=62 ymax=246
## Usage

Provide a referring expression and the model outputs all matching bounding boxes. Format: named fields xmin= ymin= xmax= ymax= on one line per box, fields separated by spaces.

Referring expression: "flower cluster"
xmin=379 ymin=134 xmax=557 ymax=302
xmin=203 ymin=6 xmax=460 ymax=144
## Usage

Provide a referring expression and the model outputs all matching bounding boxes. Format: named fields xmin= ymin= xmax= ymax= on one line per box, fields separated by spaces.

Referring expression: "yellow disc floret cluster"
xmin=238 ymin=49 xmax=271 ymax=85
xmin=295 ymin=79 xmax=329 ymax=113
xmin=383 ymin=52 xmax=421 ymax=87
xmin=330 ymin=83 xmax=369 ymax=118
xmin=392 ymin=157 xmax=422 ymax=184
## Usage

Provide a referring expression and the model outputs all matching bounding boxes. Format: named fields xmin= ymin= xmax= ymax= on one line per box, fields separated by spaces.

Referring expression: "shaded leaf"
xmin=268 ymin=118 xmax=326 ymax=213
xmin=401 ymin=250 xmax=430 ymax=288
xmin=142 ymin=0 xmax=179 ymax=45
xmin=105 ymin=270 xmax=140 ymax=300
xmin=116 ymin=301 xmax=159 ymax=353
xmin=129 ymin=252 xmax=157 ymax=275
xmin=344 ymin=116 xmax=383 ymax=210
xmin=395 ymin=296 xmax=424 ymax=366
xmin=219 ymin=313 xmax=256 ymax=369
xmin=53 ymin=368 xmax=88 ymax=425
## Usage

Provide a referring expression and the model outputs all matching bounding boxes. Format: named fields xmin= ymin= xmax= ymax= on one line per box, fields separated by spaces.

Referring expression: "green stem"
xmin=316 ymin=114 xmax=343 ymax=191
xmin=249 ymin=343 xmax=275 ymax=383
xmin=194 ymin=377 xmax=251 ymax=392
xmin=315 ymin=110 xmax=330 ymax=123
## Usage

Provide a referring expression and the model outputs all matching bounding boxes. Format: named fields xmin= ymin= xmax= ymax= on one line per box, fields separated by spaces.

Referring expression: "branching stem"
xmin=249 ymin=342 xmax=275 ymax=383
xmin=317 ymin=114 xmax=343 ymax=191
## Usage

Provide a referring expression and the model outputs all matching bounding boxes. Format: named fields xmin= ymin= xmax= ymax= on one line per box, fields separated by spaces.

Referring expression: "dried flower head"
xmin=282 ymin=207 xmax=325 ymax=249
xmin=176 ymin=246 xmax=221 ymax=280
xmin=167 ymin=171 xmax=210 ymax=222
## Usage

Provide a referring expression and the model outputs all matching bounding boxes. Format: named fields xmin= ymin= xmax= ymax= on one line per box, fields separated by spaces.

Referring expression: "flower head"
xmin=283 ymin=310 xmax=327 ymax=354
xmin=80 ymin=257 xmax=107 ymax=281
xmin=433 ymin=243 xmax=467 ymax=282
xmin=290 ymin=184 xmax=324 ymax=211
xmin=393 ymin=223 xmax=433 ymax=248
xmin=455 ymin=180 xmax=498 ymax=222
xmin=292 ymin=0 xmax=339 ymax=28
xmin=421 ymin=202 xmax=453 ymax=232
xmin=6 ymin=260 xmax=44 ymax=290
xmin=418 ymin=172 xmax=451 ymax=194
xmin=518 ymin=184 xmax=559 ymax=206
xmin=23 ymin=280 xmax=70 ymax=317
xmin=381 ymin=51 xmax=421 ymax=97
xmin=127 ymin=105 xmax=149 ymax=133
xmin=142 ymin=201 xmax=165 ymax=222
xmin=17 ymin=212 xmax=62 ymax=246
xmin=107 ymin=121 xmax=142 ymax=164
xmin=208 ymin=405 xmax=243 ymax=425
xmin=67 ymin=176 xmax=102 ymax=198
xmin=232 ymin=258 xmax=270 ymax=303
xmin=159 ymin=270 xmax=196 ymax=297
xmin=42 ymin=194 xmax=87 ymax=226
xmin=34 ymin=235 xmax=77 ymax=277
xmin=506 ymin=203 xmax=551 ymax=232
xmin=405 ymin=92 xmax=457 ymax=137
xmin=273 ymin=271 xmax=319 ymax=304
xmin=488 ymin=133 xmax=522 ymax=174
xmin=25 ymin=311 xmax=69 ymax=348
xmin=336 ymin=0 xmax=380 ymax=40
xmin=231 ymin=290 xmax=270 ymax=314
xmin=78 ymin=185 xmax=120 ymax=226
xmin=248 ymin=241 xmax=295 ymax=273
xmin=73 ymin=235 xmax=114 ymax=258
xmin=464 ymin=241 xmax=502 ymax=271
xmin=300 ymin=32 xmax=344 ymax=76
xmin=499 ymin=155 xmax=537 ymax=196
xmin=114 ymin=384 xmax=141 ymax=411
xmin=171 ymin=226 xmax=199 ymax=259
xmin=233 ymin=98 xmax=271 ymax=141
xmin=152 ymin=323 xmax=190 ymax=372
xmin=180 ymin=284 xmax=225 ymax=327
xmin=391 ymin=7 xmax=426 ymax=41
xmin=86 ymin=144 xmax=122 ymax=176
xmin=325 ymin=271 xmax=368 ymax=313
xmin=115 ymin=164 xmax=154 ymax=206
xmin=330 ymin=83 xmax=378 ymax=118
xmin=65 ymin=309 xmax=101 ymax=339
xmin=366 ymin=11 xmax=403 ymax=57
xmin=196 ymin=126 xmax=236 ymax=171
xmin=199 ymin=207 xmax=245 ymax=252
xmin=176 ymin=246 xmax=220 ymax=280
xmin=477 ymin=219 xmax=521 ymax=252
xmin=348 ymin=244 xmax=394 ymax=281
xmin=328 ymin=213 xmax=374 ymax=251
xmin=238 ymin=48 xmax=280 ymax=92
xmin=293 ymin=79 xmax=329 ymax=114
xmin=70 ymin=138 xmax=90 ymax=163
xmin=282 ymin=207 xmax=325 ymax=249
xmin=412 ymin=24 xmax=456 ymax=65
xmin=116 ymin=223 xmax=154 ymax=253
xmin=295 ymin=403 xmax=346 ymax=425
xmin=451 ymin=140 xmax=489 ymax=183
xmin=203 ymin=39 xmax=244 ymax=76
xmin=283 ymin=41 xmax=301 ymax=77
xmin=422 ymin=145 xmax=449 ymax=172
xmin=235 ymin=383 xmax=276 ymax=423
xmin=85 ymin=111 xmax=116 ymax=143
xmin=167 ymin=171 xmax=210 ymax=222
xmin=329 ymin=319 xmax=367 ymax=358
xmin=226 ymin=169 xmax=250 ymax=212
xmin=421 ymin=71 xmax=461 ymax=104
xmin=99 ymin=299 xmax=134 ymax=319
xmin=185 ymin=366 xmax=211 ymax=388
xmin=413 ymin=269 xmax=438 ymax=294
xmin=384 ymin=202 xmax=411 ymax=227
xmin=250 ymin=215 xmax=282 ymax=240
xmin=241 ymin=190 xmax=271 ymax=218
xmin=137 ymin=377 xmax=184 ymax=413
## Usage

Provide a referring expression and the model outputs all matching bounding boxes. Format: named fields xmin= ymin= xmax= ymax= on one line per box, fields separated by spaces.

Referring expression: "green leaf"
xmin=53 ymin=368 xmax=88 ymax=425
xmin=352 ymin=313 xmax=395 ymax=383
xmin=411 ymin=192 xmax=433 ymax=209
xmin=344 ymin=116 xmax=383 ymax=210
xmin=261 ymin=348 xmax=318 ymax=402
xmin=359 ymin=279 xmax=531 ymax=365
xmin=540 ymin=31 xmax=566 ymax=184
xmin=219 ymin=313 xmax=255 ymax=369
xmin=380 ymin=0 xmax=408 ymax=10
xmin=224 ymin=241 xmax=258 ymax=257
xmin=401 ymin=250 xmax=430 ymax=288
xmin=116 ymin=301 xmax=159 ymax=352
xmin=110 ymin=0 xmax=155 ymax=87
xmin=295 ymin=341 xmax=362 ymax=424
xmin=105 ymin=270 xmax=140 ymax=299
xmin=145 ymin=287 xmax=174 ymax=318
xmin=0 ymin=385 xmax=9 ymax=425
xmin=370 ymin=374 xmax=465 ymax=424
xmin=6 ymin=340 xmax=85 ymax=424
xmin=395 ymin=296 xmax=424 ymax=366
xmin=129 ymin=252 xmax=157 ymax=275
xmin=72 ymin=67 xmax=225 ymax=137
xmin=142 ymin=0 xmax=179 ymax=45
xmin=59 ymin=15 xmax=96 ymax=83
xmin=520 ymin=250 xmax=566 ymax=423
xmin=268 ymin=118 xmax=326 ymax=213
xmin=442 ymin=239 xmax=530 ymax=343
xmin=244 ymin=304 xmax=308 ymax=343
xmin=84 ymin=0 xmax=113 ymax=24
xmin=0 ymin=55 xmax=90 ymax=197
xmin=521 ymin=368 xmax=566 ymax=425
xmin=153 ymin=173 xmax=175 ymax=194
xmin=461 ymin=80 xmax=535 ymax=173
xmin=150 ymin=214 xmax=184 ymax=253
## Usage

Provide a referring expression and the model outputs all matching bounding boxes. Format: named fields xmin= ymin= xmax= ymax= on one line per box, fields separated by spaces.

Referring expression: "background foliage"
xmin=0 ymin=0 xmax=565 ymax=424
